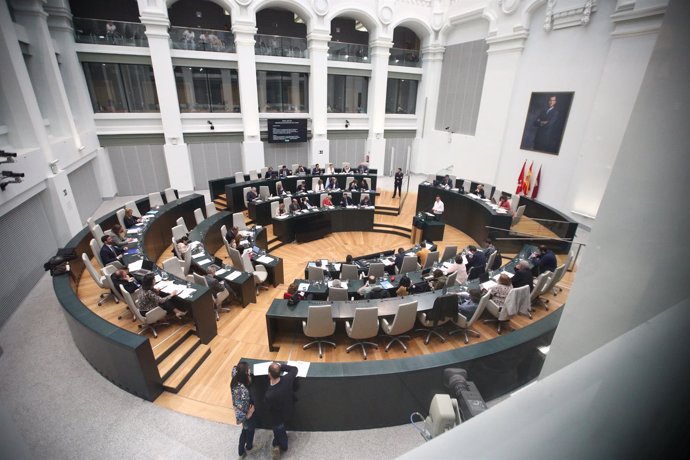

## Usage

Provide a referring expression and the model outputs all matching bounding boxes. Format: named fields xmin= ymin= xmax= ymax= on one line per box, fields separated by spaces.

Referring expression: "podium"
xmin=412 ymin=213 xmax=445 ymax=243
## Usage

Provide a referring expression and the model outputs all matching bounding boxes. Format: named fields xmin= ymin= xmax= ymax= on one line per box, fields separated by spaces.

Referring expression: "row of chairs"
xmin=220 ymin=216 xmax=269 ymax=294
xmin=244 ymin=183 xmax=371 ymax=209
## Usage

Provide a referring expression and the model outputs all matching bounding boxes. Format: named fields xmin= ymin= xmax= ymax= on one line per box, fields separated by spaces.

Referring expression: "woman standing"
xmin=231 ymin=362 xmax=256 ymax=458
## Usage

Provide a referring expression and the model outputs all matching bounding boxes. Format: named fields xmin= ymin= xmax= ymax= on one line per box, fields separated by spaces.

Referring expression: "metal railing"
xmin=169 ymin=26 xmax=235 ymax=53
xmin=389 ymin=47 xmax=421 ymax=67
xmin=73 ymin=18 xmax=148 ymax=47
xmin=328 ymin=42 xmax=369 ymax=63
xmin=255 ymin=34 xmax=307 ymax=58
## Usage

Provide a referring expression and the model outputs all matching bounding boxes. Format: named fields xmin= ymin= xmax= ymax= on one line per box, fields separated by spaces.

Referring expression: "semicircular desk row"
xmin=54 ymin=189 xmax=568 ymax=431
xmin=416 ymin=182 xmax=579 ymax=254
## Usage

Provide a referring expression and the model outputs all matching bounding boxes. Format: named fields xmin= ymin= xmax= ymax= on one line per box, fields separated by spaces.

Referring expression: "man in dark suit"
xmin=533 ymin=95 xmax=560 ymax=152
xmin=246 ymin=187 xmax=258 ymax=203
xmin=311 ymin=164 xmax=321 ymax=175
xmin=111 ymin=269 xmax=139 ymax=294
xmin=530 ymin=245 xmax=557 ymax=275
xmin=465 ymin=245 xmax=486 ymax=279
xmin=357 ymin=163 xmax=369 ymax=174
xmin=278 ymin=165 xmax=291 ymax=176
xmin=225 ymin=225 xmax=239 ymax=245
xmin=393 ymin=168 xmax=403 ymax=198
xmin=288 ymin=198 xmax=301 ymax=213
xmin=511 ymin=260 xmax=534 ymax=291
xmin=100 ymin=235 xmax=124 ymax=266
xmin=340 ymin=192 xmax=354 ymax=207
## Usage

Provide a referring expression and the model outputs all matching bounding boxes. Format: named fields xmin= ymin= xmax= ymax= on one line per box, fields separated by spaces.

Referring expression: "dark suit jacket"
xmin=538 ymin=250 xmax=557 ymax=274
xmin=394 ymin=172 xmax=404 ymax=186
xmin=340 ymin=197 xmax=354 ymax=207
xmin=112 ymin=274 xmax=139 ymax=294
xmin=511 ymin=268 xmax=534 ymax=291
xmin=123 ymin=215 xmax=138 ymax=229
xmin=246 ymin=191 xmax=258 ymax=202
xmin=394 ymin=253 xmax=405 ymax=269
xmin=100 ymin=244 xmax=123 ymax=265
xmin=466 ymin=251 xmax=486 ymax=272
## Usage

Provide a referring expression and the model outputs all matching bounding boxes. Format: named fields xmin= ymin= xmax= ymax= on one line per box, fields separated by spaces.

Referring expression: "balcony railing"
xmin=389 ymin=47 xmax=421 ymax=67
xmin=328 ymin=42 xmax=369 ymax=63
xmin=169 ymin=26 xmax=235 ymax=53
xmin=254 ymin=34 xmax=308 ymax=58
xmin=73 ymin=18 xmax=148 ymax=47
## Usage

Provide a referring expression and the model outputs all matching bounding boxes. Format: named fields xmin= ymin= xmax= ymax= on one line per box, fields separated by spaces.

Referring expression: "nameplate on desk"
xmin=225 ymin=271 xmax=242 ymax=281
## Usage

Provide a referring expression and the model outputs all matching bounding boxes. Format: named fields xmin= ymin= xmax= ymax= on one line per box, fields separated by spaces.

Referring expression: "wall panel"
xmin=68 ymin=160 xmax=102 ymax=223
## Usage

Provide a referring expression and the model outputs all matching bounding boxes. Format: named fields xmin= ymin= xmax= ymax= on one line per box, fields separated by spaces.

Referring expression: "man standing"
xmin=393 ymin=167 xmax=404 ymax=198
xmin=533 ymin=95 xmax=559 ymax=152
xmin=265 ymin=362 xmax=298 ymax=459
xmin=432 ymin=195 xmax=444 ymax=217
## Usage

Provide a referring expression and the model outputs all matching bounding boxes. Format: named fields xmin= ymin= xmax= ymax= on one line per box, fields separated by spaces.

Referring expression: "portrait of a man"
xmin=520 ymin=92 xmax=574 ymax=155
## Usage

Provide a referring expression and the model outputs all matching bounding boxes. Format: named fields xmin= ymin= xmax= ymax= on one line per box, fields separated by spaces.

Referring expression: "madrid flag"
xmin=515 ymin=161 xmax=526 ymax=194
xmin=531 ymin=166 xmax=542 ymax=199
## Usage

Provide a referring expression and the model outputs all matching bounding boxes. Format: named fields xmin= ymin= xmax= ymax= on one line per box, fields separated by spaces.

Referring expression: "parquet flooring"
xmin=76 ymin=190 xmax=574 ymax=424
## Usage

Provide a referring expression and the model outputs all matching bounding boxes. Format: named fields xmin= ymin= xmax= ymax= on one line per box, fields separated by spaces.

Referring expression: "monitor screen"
xmin=267 ymin=119 xmax=307 ymax=143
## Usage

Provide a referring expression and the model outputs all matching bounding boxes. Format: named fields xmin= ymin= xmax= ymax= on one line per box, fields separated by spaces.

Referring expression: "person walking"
xmin=231 ymin=362 xmax=256 ymax=458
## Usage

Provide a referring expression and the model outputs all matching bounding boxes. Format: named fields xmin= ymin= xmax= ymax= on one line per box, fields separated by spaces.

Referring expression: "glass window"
xmin=174 ymin=67 xmax=240 ymax=112
xmin=328 ymin=75 xmax=368 ymax=113
xmin=385 ymin=78 xmax=418 ymax=114
xmin=82 ymin=62 xmax=158 ymax=113
xmin=257 ymin=71 xmax=308 ymax=113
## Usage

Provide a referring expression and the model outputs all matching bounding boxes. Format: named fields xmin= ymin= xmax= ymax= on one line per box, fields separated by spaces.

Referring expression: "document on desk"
xmin=257 ymin=255 xmax=273 ymax=264
xmin=128 ymin=260 xmax=143 ymax=271
xmin=126 ymin=229 xmax=140 ymax=235
xmin=192 ymin=252 xmax=206 ymax=259
xmin=328 ymin=280 xmax=347 ymax=288
xmin=196 ymin=258 xmax=212 ymax=265
xmin=298 ymin=282 xmax=310 ymax=292
xmin=481 ymin=280 xmax=497 ymax=290
xmin=332 ymin=263 xmax=341 ymax=271
xmin=496 ymin=209 xmax=508 ymax=214
xmin=160 ymin=282 xmax=184 ymax=294
xmin=382 ymin=258 xmax=394 ymax=266
xmin=154 ymin=280 xmax=172 ymax=290
xmin=127 ymin=238 xmax=138 ymax=243
xmin=215 ymin=268 xmax=227 ymax=276
xmin=287 ymin=360 xmax=310 ymax=377
xmin=225 ymin=271 xmax=242 ymax=281
xmin=178 ymin=288 xmax=196 ymax=299
xmin=253 ymin=361 xmax=271 ymax=376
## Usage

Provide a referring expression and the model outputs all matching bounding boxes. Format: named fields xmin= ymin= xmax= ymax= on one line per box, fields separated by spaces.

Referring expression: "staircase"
xmin=153 ymin=328 xmax=211 ymax=393
xmin=213 ymin=194 xmax=227 ymax=212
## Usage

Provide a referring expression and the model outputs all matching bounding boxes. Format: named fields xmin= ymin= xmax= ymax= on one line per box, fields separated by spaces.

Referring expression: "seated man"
xmin=300 ymin=197 xmax=313 ymax=210
xmin=206 ymin=265 xmax=235 ymax=303
xmin=357 ymin=163 xmax=369 ymax=174
xmin=295 ymin=181 xmax=307 ymax=194
xmin=246 ymin=187 xmax=258 ymax=203
xmin=295 ymin=165 xmax=306 ymax=175
xmin=472 ymin=184 xmax=486 ymax=199
xmin=311 ymin=164 xmax=321 ymax=175
xmin=326 ymin=177 xmax=339 ymax=190
xmin=340 ymin=192 xmax=354 ymax=207
xmin=428 ymin=269 xmax=447 ymax=291
xmin=465 ymin=245 xmax=486 ymax=278
xmin=225 ymin=225 xmax=239 ymax=245
xmin=100 ymin=235 xmax=124 ymax=266
xmin=278 ymin=164 xmax=291 ymax=176
xmin=288 ymin=198 xmax=301 ymax=213
xmin=348 ymin=179 xmax=359 ymax=191
xmin=440 ymin=175 xmax=453 ymax=189
xmin=275 ymin=202 xmax=288 ymax=217
xmin=458 ymin=288 xmax=482 ymax=318
xmin=511 ymin=260 xmax=534 ymax=291
xmin=357 ymin=275 xmax=381 ymax=298
xmin=530 ymin=245 xmax=557 ymax=275
xmin=394 ymin=247 xmax=406 ymax=270
xmin=111 ymin=269 xmax=140 ymax=294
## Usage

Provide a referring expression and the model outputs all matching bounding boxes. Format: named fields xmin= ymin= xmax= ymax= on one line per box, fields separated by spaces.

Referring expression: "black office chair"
xmin=467 ymin=265 xmax=486 ymax=281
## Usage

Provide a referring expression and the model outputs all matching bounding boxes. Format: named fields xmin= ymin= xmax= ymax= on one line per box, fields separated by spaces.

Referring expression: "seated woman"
xmin=498 ymin=195 xmax=513 ymax=213
xmin=276 ymin=182 xmax=286 ymax=196
xmin=296 ymin=165 xmax=306 ymax=175
xmin=296 ymin=181 xmax=307 ymax=194
xmin=123 ymin=208 xmax=141 ymax=228
xmin=348 ymin=179 xmax=359 ymax=191
xmin=176 ymin=236 xmax=195 ymax=255
xmin=283 ymin=282 xmax=305 ymax=301
xmin=359 ymin=178 xmax=370 ymax=190
xmin=225 ymin=226 xmax=239 ymax=245
xmin=342 ymin=163 xmax=352 ymax=174
xmin=326 ymin=177 xmax=338 ymax=190
xmin=446 ymin=254 xmax=468 ymax=284
xmin=137 ymin=273 xmax=186 ymax=319
xmin=324 ymin=163 xmax=335 ymax=175
xmin=473 ymin=184 xmax=486 ymax=199
xmin=314 ymin=179 xmax=325 ymax=192
xmin=275 ymin=202 xmax=288 ymax=217
xmin=428 ymin=269 xmax=447 ymax=291
xmin=110 ymin=224 xmax=128 ymax=247
xmin=322 ymin=194 xmax=333 ymax=207
xmin=359 ymin=195 xmax=372 ymax=207
xmin=489 ymin=273 xmax=513 ymax=307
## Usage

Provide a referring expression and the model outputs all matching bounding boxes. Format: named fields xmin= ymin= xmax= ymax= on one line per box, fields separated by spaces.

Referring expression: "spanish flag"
xmin=515 ymin=161 xmax=526 ymax=194
xmin=522 ymin=162 xmax=533 ymax=196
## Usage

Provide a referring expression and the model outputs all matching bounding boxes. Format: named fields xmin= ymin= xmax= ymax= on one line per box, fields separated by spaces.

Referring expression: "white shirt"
xmin=432 ymin=200 xmax=445 ymax=214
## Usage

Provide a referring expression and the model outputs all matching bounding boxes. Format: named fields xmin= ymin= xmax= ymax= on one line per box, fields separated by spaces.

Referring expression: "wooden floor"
xmin=77 ymin=189 xmax=574 ymax=424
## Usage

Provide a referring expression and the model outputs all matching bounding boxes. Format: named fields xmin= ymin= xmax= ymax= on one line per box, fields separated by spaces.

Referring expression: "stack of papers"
xmin=481 ymin=280 xmax=497 ymax=290
xmin=382 ymin=258 xmax=394 ymax=266
xmin=192 ymin=252 xmax=206 ymax=259
xmin=493 ymin=271 xmax=514 ymax=281
xmin=178 ymin=288 xmax=196 ymax=299
xmin=298 ymin=282 xmax=311 ymax=292
xmin=257 ymin=255 xmax=273 ymax=264
xmin=225 ymin=271 xmax=242 ymax=281
xmin=128 ymin=260 xmax=143 ymax=271
xmin=215 ymin=268 xmax=227 ymax=276
xmin=197 ymin=258 xmax=212 ymax=265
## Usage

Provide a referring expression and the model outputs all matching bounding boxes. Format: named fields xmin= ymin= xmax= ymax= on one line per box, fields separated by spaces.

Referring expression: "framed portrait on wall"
xmin=520 ymin=92 xmax=574 ymax=155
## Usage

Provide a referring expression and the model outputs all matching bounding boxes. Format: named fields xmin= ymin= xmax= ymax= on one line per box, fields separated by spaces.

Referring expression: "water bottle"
xmin=161 ymin=271 xmax=168 ymax=281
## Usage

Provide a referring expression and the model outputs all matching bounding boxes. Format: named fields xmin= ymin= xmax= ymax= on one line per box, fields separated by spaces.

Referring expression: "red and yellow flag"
xmin=522 ymin=162 xmax=533 ymax=196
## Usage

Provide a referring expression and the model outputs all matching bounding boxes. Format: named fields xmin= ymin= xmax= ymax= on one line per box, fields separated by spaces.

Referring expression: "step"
xmin=369 ymin=229 xmax=411 ymax=238
xmin=373 ymin=223 xmax=412 ymax=233
xmin=157 ymin=335 xmax=201 ymax=380
xmin=162 ymin=344 xmax=211 ymax=393
xmin=375 ymin=205 xmax=399 ymax=212
xmin=153 ymin=328 xmax=194 ymax=362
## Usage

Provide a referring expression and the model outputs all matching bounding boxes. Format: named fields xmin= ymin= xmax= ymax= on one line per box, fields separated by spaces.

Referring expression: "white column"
xmin=140 ymin=10 xmax=194 ymax=191
xmin=308 ymin=30 xmax=330 ymax=166
xmin=366 ymin=39 xmax=393 ymax=172
xmin=232 ymin=21 xmax=265 ymax=172
xmin=411 ymin=44 xmax=444 ymax=173
xmin=11 ymin=0 xmax=81 ymax=152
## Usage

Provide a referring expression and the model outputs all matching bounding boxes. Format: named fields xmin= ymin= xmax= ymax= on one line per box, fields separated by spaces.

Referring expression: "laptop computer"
xmin=131 ymin=259 xmax=155 ymax=277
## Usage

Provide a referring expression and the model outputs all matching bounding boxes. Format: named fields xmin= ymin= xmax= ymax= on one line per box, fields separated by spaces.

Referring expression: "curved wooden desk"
xmin=273 ymin=206 xmax=375 ymax=243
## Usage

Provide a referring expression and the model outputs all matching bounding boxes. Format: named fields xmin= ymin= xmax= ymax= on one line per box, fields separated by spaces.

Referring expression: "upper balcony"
xmin=73 ymin=18 xmax=148 ymax=48
xmin=328 ymin=42 xmax=369 ymax=63
xmin=389 ymin=47 xmax=421 ymax=68
xmin=169 ymin=26 xmax=235 ymax=53
xmin=255 ymin=34 xmax=308 ymax=59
